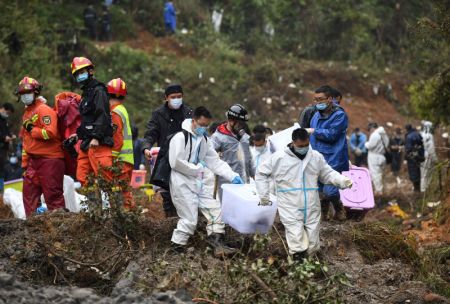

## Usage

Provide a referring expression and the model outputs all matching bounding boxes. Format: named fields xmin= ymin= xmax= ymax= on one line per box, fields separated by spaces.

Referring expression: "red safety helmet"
xmin=15 ymin=76 xmax=42 ymax=96
xmin=71 ymin=57 xmax=94 ymax=75
xmin=107 ymin=78 xmax=127 ymax=97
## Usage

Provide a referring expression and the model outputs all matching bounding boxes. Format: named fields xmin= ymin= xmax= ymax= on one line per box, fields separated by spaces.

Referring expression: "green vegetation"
xmin=0 ymin=0 xmax=447 ymax=130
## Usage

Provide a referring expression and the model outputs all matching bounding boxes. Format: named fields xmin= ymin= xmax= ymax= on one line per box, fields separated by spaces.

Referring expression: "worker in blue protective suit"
xmin=164 ymin=1 xmax=177 ymax=35
xmin=256 ymin=128 xmax=352 ymax=262
xmin=349 ymin=128 xmax=367 ymax=167
xmin=307 ymin=85 xmax=349 ymax=221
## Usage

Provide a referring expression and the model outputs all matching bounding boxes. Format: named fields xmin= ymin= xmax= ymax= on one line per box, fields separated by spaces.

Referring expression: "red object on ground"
xmin=23 ymin=158 xmax=65 ymax=217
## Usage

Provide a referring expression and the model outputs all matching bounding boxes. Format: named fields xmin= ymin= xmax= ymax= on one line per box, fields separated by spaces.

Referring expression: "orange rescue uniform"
xmin=111 ymin=104 xmax=134 ymax=209
xmin=21 ymin=99 xmax=65 ymax=216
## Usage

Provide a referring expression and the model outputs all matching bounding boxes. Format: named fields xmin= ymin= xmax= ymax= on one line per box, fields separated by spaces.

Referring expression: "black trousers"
xmin=407 ymin=160 xmax=421 ymax=191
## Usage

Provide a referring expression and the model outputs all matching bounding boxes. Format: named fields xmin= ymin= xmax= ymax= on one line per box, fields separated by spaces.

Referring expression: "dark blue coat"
xmin=310 ymin=105 xmax=349 ymax=173
xmin=310 ymin=105 xmax=349 ymax=198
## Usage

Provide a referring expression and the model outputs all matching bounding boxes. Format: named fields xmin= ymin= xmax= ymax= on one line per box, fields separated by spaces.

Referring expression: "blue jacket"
xmin=164 ymin=2 xmax=176 ymax=28
xmin=310 ymin=105 xmax=349 ymax=173
xmin=350 ymin=132 xmax=367 ymax=153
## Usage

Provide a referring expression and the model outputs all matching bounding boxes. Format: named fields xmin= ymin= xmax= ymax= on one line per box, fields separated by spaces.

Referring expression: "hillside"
xmin=0 ymin=1 xmax=449 ymax=303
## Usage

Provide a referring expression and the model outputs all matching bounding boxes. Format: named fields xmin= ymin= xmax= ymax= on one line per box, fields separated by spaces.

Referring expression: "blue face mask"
xmin=76 ymin=72 xmax=89 ymax=83
xmin=195 ymin=126 xmax=207 ymax=136
xmin=169 ymin=98 xmax=183 ymax=109
xmin=294 ymin=146 xmax=309 ymax=155
xmin=315 ymin=102 xmax=328 ymax=111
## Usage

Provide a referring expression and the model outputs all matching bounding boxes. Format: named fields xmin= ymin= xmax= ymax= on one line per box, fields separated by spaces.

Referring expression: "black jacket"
xmin=142 ymin=103 xmax=193 ymax=151
xmin=77 ymin=78 xmax=113 ymax=149
xmin=298 ymin=105 xmax=316 ymax=128
xmin=405 ymin=129 xmax=424 ymax=162
xmin=0 ymin=116 xmax=12 ymax=150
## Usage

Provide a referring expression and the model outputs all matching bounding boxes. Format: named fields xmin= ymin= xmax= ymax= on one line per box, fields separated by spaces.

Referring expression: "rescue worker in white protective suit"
xmin=256 ymin=128 xmax=352 ymax=261
xmin=420 ymin=121 xmax=437 ymax=192
xmin=250 ymin=127 xmax=275 ymax=193
xmin=365 ymin=123 xmax=389 ymax=197
xmin=169 ymin=106 xmax=244 ymax=257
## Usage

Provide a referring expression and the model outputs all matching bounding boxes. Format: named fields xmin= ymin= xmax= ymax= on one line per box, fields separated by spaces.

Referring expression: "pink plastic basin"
xmin=339 ymin=166 xmax=374 ymax=210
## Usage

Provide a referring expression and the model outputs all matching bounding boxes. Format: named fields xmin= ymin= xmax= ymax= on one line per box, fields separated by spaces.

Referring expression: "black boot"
xmin=330 ymin=198 xmax=346 ymax=221
xmin=169 ymin=242 xmax=186 ymax=254
xmin=321 ymin=200 xmax=331 ymax=221
xmin=207 ymin=233 xmax=237 ymax=257
xmin=292 ymin=250 xmax=307 ymax=263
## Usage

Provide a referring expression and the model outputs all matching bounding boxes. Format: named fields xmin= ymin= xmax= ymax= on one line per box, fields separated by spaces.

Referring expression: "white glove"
xmin=343 ymin=178 xmax=353 ymax=189
xmin=259 ymin=197 xmax=271 ymax=206
xmin=305 ymin=128 xmax=315 ymax=134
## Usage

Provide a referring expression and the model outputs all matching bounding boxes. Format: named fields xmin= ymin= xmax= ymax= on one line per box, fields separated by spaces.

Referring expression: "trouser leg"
xmin=76 ymin=150 xmax=92 ymax=186
xmin=170 ymin=187 xmax=198 ymax=245
xmin=161 ymin=191 xmax=177 ymax=216
xmin=304 ymin=207 xmax=321 ymax=254
xmin=23 ymin=159 xmax=42 ymax=217
xmin=198 ymin=194 xmax=225 ymax=236
xmin=38 ymin=158 xmax=65 ymax=211
xmin=278 ymin=206 xmax=308 ymax=254
xmin=88 ymin=146 xmax=113 ymax=181
xmin=118 ymin=162 xmax=134 ymax=209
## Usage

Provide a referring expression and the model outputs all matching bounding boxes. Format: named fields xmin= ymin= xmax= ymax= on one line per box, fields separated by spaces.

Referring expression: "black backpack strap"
xmin=182 ymin=130 xmax=193 ymax=161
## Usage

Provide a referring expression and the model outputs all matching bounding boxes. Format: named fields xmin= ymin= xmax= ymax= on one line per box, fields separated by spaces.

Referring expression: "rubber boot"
xmin=331 ymin=198 xmax=346 ymax=221
xmin=292 ymin=250 xmax=307 ymax=263
xmin=207 ymin=233 xmax=237 ymax=257
xmin=320 ymin=199 xmax=331 ymax=221
xmin=169 ymin=242 xmax=186 ymax=254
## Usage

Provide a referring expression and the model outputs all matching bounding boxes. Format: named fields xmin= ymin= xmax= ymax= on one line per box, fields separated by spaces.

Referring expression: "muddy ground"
xmin=0 ymin=168 xmax=449 ymax=303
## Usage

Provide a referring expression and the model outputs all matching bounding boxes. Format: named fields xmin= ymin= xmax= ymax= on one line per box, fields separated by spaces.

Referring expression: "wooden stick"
xmin=192 ymin=298 xmax=219 ymax=304
xmin=249 ymin=270 xmax=277 ymax=302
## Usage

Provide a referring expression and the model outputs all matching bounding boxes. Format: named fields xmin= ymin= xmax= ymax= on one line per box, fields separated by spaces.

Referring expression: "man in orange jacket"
xmin=16 ymin=77 xmax=65 ymax=216
xmin=71 ymin=57 xmax=114 ymax=186
xmin=107 ymin=78 xmax=135 ymax=209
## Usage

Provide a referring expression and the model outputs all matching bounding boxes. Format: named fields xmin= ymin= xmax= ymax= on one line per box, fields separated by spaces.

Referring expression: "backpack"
xmin=54 ymin=92 xmax=82 ymax=178
xmin=150 ymin=130 xmax=207 ymax=190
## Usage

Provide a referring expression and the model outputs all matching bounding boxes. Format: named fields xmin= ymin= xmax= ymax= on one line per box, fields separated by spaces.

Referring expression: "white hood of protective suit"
xmin=365 ymin=127 xmax=389 ymax=155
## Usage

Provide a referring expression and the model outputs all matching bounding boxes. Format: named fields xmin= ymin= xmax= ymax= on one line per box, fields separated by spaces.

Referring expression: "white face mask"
xmin=9 ymin=156 xmax=18 ymax=165
xmin=255 ymin=146 xmax=266 ymax=153
xmin=169 ymin=98 xmax=183 ymax=109
xmin=21 ymin=93 xmax=34 ymax=105
xmin=0 ymin=112 xmax=8 ymax=118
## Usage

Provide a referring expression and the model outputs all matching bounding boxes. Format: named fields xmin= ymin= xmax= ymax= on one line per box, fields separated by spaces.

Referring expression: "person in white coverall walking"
xmin=420 ymin=121 xmax=437 ymax=192
xmin=169 ymin=106 xmax=244 ymax=256
xmin=365 ymin=123 xmax=389 ymax=196
xmin=256 ymin=128 xmax=352 ymax=261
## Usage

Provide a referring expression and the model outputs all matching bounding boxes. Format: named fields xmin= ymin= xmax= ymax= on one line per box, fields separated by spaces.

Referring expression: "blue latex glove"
xmin=231 ymin=176 xmax=244 ymax=184
xmin=36 ymin=206 xmax=47 ymax=214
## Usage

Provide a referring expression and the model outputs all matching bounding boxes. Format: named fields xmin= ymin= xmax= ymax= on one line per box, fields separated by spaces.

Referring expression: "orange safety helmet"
xmin=71 ymin=57 xmax=94 ymax=75
xmin=15 ymin=76 xmax=42 ymax=95
xmin=107 ymin=78 xmax=127 ymax=97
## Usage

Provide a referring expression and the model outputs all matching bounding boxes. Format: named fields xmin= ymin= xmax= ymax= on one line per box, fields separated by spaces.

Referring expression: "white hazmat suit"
xmin=256 ymin=146 xmax=351 ymax=255
xmin=365 ymin=127 xmax=389 ymax=195
xmin=420 ymin=121 xmax=438 ymax=192
xmin=250 ymin=141 xmax=275 ymax=193
xmin=169 ymin=119 xmax=239 ymax=245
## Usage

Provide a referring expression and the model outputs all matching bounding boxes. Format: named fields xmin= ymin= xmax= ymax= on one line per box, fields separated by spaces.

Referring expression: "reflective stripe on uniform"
xmin=41 ymin=129 xmax=49 ymax=140
xmin=31 ymin=114 xmax=39 ymax=123
xmin=277 ymin=172 xmax=318 ymax=224
xmin=112 ymin=104 xmax=134 ymax=165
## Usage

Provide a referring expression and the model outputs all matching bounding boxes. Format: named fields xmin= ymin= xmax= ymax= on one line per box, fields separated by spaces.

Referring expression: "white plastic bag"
xmin=3 ymin=188 xmax=26 ymax=219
